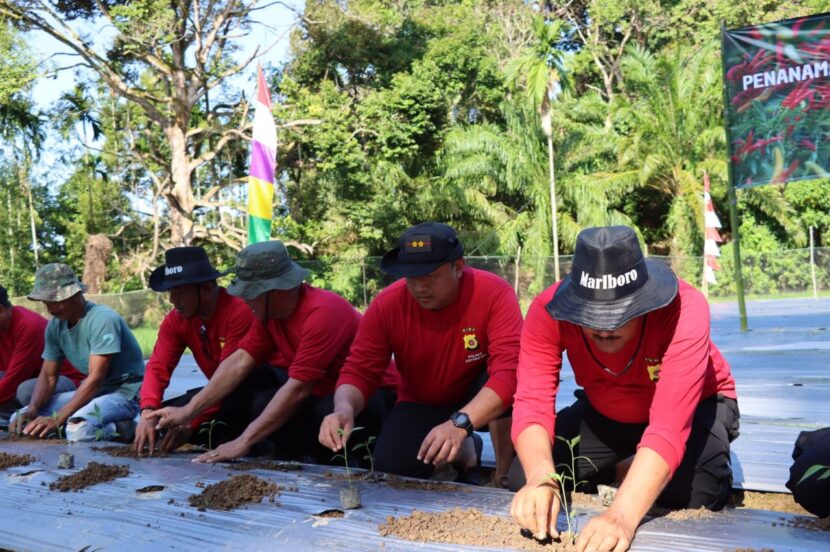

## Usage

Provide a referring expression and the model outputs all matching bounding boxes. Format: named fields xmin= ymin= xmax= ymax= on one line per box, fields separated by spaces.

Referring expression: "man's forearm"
xmin=332 ymin=384 xmax=366 ymax=417
xmin=459 ymin=386 xmax=505 ymax=429
xmin=27 ymin=364 xmax=59 ymax=415
xmin=606 ymin=447 xmax=671 ymax=525
xmin=516 ymin=424 xmax=557 ymax=484
xmin=238 ymin=378 xmax=313 ymax=446
xmin=185 ymin=349 xmax=255 ymax=420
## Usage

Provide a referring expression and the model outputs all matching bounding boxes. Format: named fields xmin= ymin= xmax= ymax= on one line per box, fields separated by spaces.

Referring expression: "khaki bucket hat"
xmin=227 ymin=241 xmax=309 ymax=300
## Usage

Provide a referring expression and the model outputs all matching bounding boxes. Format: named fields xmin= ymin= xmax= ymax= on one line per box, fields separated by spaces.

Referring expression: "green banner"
xmin=723 ymin=13 xmax=830 ymax=188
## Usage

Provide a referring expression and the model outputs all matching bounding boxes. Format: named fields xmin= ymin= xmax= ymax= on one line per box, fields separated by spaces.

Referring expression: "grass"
xmin=131 ymin=326 xmax=159 ymax=359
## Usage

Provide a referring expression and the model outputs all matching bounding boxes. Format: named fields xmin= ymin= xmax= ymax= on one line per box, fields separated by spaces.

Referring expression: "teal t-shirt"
xmin=43 ymin=302 xmax=145 ymax=399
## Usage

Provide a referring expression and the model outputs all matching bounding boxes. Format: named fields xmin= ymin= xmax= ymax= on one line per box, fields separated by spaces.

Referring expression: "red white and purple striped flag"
xmin=247 ymin=66 xmax=277 ymax=244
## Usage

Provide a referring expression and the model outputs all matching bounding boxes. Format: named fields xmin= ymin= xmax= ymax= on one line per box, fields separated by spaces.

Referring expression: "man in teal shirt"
xmin=13 ymin=263 xmax=144 ymax=441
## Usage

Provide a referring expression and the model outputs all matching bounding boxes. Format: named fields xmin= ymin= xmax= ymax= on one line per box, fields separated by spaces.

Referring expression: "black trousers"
xmin=373 ymin=368 xmax=508 ymax=478
xmin=786 ymin=426 xmax=830 ymax=518
xmin=213 ymin=365 xmax=395 ymax=465
xmin=554 ymin=390 xmax=740 ymax=510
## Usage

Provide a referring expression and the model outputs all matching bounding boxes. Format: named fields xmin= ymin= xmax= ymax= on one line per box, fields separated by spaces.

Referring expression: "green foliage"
xmin=50 ymin=411 xmax=65 ymax=440
xmin=549 ymin=435 xmax=596 ymax=541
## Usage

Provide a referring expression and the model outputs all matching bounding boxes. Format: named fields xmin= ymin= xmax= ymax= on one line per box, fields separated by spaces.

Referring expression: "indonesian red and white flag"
xmin=703 ymin=172 xmax=722 ymax=284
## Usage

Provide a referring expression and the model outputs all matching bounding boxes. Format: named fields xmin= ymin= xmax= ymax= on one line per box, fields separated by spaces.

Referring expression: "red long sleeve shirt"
xmin=238 ymin=284 xmax=361 ymax=398
xmin=512 ymin=279 xmax=737 ymax=475
xmin=337 ymin=267 xmax=522 ymax=408
xmin=0 ymin=306 xmax=85 ymax=404
xmin=139 ymin=288 xmax=255 ymax=412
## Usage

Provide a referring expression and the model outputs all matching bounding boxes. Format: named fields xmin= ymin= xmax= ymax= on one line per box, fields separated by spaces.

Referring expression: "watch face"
xmin=451 ymin=412 xmax=472 ymax=429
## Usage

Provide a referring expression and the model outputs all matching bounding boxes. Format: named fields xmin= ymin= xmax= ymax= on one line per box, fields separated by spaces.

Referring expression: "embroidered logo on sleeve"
xmin=100 ymin=333 xmax=115 ymax=347
xmin=645 ymin=357 xmax=662 ymax=382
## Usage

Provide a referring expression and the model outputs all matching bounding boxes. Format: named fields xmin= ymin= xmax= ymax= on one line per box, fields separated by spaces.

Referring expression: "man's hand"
xmin=23 ymin=415 xmax=62 ymax=439
xmin=159 ymin=425 xmax=193 ymax=452
xmin=319 ymin=409 xmax=355 ymax=451
xmin=417 ymin=420 xmax=467 ymax=465
xmin=575 ymin=510 xmax=635 ymax=552
xmin=193 ymin=437 xmax=251 ymax=464
xmin=152 ymin=405 xmax=192 ymax=430
xmin=134 ymin=410 xmax=158 ymax=454
xmin=510 ymin=477 xmax=561 ymax=541
xmin=10 ymin=409 xmax=34 ymax=435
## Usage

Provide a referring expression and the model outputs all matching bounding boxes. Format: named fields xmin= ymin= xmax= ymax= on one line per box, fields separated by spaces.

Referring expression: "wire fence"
xmin=12 ymin=247 xmax=830 ymax=329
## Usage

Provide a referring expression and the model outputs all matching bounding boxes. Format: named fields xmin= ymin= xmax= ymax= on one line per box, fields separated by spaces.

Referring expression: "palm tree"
xmin=505 ymin=15 xmax=569 ymax=281
xmin=441 ymin=101 xmax=630 ymax=294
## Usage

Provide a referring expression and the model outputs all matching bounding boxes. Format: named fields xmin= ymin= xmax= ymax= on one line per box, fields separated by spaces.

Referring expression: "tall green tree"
xmin=505 ymin=15 xmax=569 ymax=280
xmin=1 ymin=0 xmax=277 ymax=247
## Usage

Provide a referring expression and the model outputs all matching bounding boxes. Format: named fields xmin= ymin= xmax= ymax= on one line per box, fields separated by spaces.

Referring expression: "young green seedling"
xmin=332 ymin=426 xmax=364 ymax=486
xmin=351 ymin=435 xmax=377 ymax=475
xmin=198 ymin=419 xmax=227 ymax=451
xmin=50 ymin=411 xmax=65 ymax=440
xmin=547 ymin=435 xmax=596 ymax=543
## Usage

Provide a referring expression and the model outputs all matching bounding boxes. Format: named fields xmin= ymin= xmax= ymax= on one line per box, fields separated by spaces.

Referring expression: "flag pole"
xmin=720 ymin=21 xmax=749 ymax=331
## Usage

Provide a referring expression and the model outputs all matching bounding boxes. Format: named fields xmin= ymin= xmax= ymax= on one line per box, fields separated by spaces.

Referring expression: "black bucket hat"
xmin=547 ymin=226 xmax=678 ymax=331
xmin=149 ymin=247 xmax=228 ymax=292
xmin=381 ymin=222 xmax=464 ymax=278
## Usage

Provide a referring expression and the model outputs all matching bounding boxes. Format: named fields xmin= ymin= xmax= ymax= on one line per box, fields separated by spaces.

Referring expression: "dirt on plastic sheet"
xmin=49 ymin=462 xmax=130 ymax=492
xmin=0 ymin=452 xmax=35 ymax=470
xmin=2 ymin=433 xmax=68 ymax=445
xmin=384 ymin=474 xmax=472 ymax=493
xmin=784 ymin=515 xmax=830 ymax=532
xmin=227 ymin=460 xmax=302 ymax=472
xmin=379 ymin=508 xmax=578 ymax=551
xmin=92 ymin=445 xmax=170 ymax=459
xmin=188 ymin=474 xmax=281 ymax=511
xmin=731 ymin=490 xmax=811 ymax=515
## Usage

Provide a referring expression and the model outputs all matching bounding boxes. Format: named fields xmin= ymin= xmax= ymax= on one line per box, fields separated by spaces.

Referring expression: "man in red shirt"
xmin=0 ymin=285 xmax=85 ymax=426
xmin=320 ymin=222 xmax=522 ymax=484
xmin=153 ymin=240 xmax=373 ymax=464
xmin=510 ymin=226 xmax=739 ymax=552
xmin=133 ymin=246 xmax=256 ymax=453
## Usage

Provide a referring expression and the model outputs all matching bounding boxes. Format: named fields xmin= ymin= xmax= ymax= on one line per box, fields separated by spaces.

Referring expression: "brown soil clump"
xmin=49 ymin=462 xmax=130 ymax=492
xmin=227 ymin=460 xmax=302 ymax=472
xmin=92 ymin=445 xmax=170 ymax=459
xmin=731 ymin=549 xmax=775 ymax=552
xmin=379 ymin=508 xmax=578 ymax=551
xmin=731 ymin=490 xmax=811 ymax=515
xmin=0 ymin=452 xmax=35 ymax=470
xmin=785 ymin=515 xmax=830 ymax=532
xmin=188 ymin=474 xmax=280 ymax=511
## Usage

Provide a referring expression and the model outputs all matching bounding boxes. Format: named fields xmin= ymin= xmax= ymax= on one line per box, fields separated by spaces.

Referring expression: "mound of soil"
xmin=663 ymin=507 xmax=716 ymax=521
xmin=227 ymin=460 xmax=302 ymax=472
xmin=379 ymin=508 xmax=578 ymax=551
xmin=49 ymin=462 xmax=130 ymax=492
xmin=188 ymin=474 xmax=280 ymax=511
xmin=0 ymin=452 xmax=35 ymax=470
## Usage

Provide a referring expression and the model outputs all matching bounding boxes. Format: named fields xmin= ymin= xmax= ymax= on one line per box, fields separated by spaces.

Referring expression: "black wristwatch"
xmin=450 ymin=411 xmax=474 ymax=437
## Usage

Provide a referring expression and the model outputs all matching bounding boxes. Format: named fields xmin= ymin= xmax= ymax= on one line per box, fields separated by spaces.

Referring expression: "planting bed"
xmin=48 ymin=462 xmax=130 ymax=492
xmin=187 ymin=474 xmax=280 ymax=511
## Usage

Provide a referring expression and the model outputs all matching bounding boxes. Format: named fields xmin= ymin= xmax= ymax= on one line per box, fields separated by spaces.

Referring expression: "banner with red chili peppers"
xmin=723 ymin=13 xmax=830 ymax=188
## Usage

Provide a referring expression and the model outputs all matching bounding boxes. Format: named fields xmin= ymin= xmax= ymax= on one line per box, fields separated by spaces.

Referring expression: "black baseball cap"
xmin=380 ymin=222 xmax=464 ymax=277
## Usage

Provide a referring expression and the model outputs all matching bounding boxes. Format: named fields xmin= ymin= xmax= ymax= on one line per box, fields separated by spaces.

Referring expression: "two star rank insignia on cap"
xmin=404 ymin=235 xmax=432 ymax=253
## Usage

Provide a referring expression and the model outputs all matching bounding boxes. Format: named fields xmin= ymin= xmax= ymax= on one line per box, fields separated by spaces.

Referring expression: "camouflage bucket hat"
xmin=227 ymin=240 xmax=310 ymax=300
xmin=28 ymin=263 xmax=87 ymax=302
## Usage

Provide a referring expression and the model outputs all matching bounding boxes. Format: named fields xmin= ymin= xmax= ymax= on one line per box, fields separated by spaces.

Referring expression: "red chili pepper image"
xmin=799 ymin=139 xmax=817 ymax=152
